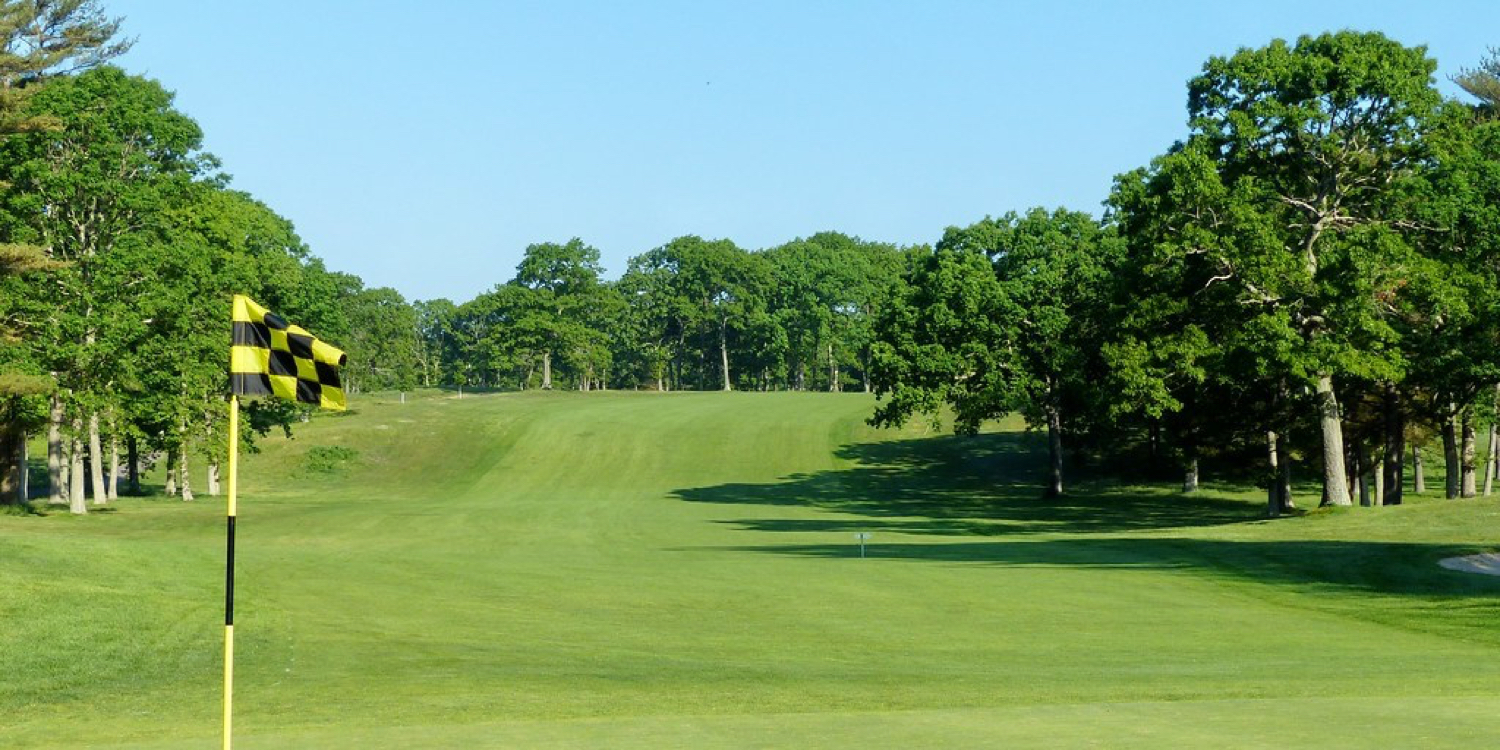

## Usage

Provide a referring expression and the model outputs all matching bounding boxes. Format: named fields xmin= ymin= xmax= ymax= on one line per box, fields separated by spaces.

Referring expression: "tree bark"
xmin=127 ymin=435 xmax=139 ymax=495
xmin=207 ymin=462 xmax=220 ymax=496
xmin=68 ymin=436 xmax=86 ymax=515
xmin=1354 ymin=449 xmax=1369 ymax=507
xmin=1267 ymin=431 xmax=1281 ymax=517
xmin=164 ymin=447 xmax=177 ymax=497
xmin=1461 ymin=410 xmax=1478 ymax=498
xmin=1486 ymin=419 xmax=1498 ymax=497
xmin=541 ymin=351 xmax=552 ymax=390
xmin=88 ymin=412 xmax=106 ymax=505
xmin=1315 ymin=374 xmax=1351 ymax=506
xmin=47 ymin=394 xmax=63 ymax=505
xmin=828 ymin=342 xmax=839 ymax=392
xmin=0 ymin=423 xmax=18 ymax=504
xmin=720 ymin=320 xmax=732 ymax=392
xmin=179 ymin=448 xmax=193 ymax=502
xmin=1045 ymin=403 xmax=1064 ymax=497
xmin=1382 ymin=385 xmax=1404 ymax=505
xmin=17 ymin=433 xmax=27 ymax=502
xmin=1277 ymin=438 xmax=1295 ymax=512
xmin=107 ymin=435 xmax=119 ymax=500
xmin=1183 ymin=456 xmax=1199 ymax=494
xmin=1443 ymin=414 xmax=1460 ymax=499
xmin=1373 ymin=456 xmax=1384 ymax=506
xmin=1413 ymin=445 xmax=1426 ymax=494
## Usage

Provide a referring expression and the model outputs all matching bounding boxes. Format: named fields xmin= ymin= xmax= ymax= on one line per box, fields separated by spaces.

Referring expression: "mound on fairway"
xmin=4 ymin=390 xmax=1500 ymax=749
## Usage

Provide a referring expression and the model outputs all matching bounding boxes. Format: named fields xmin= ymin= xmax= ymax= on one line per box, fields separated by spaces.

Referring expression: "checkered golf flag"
xmin=230 ymin=295 xmax=347 ymax=410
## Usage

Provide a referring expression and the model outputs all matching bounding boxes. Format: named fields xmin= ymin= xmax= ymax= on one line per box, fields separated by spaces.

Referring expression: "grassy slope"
xmin=4 ymin=390 xmax=1500 ymax=748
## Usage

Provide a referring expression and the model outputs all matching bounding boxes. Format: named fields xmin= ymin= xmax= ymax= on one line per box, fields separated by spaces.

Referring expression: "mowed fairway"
xmin=6 ymin=391 xmax=1500 ymax=748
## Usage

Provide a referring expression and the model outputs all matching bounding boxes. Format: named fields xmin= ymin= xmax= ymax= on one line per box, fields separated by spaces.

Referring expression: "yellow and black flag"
xmin=230 ymin=295 xmax=347 ymax=410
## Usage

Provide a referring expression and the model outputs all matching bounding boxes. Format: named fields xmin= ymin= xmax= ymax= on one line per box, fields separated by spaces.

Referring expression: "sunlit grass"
xmin=4 ymin=390 xmax=1500 ymax=748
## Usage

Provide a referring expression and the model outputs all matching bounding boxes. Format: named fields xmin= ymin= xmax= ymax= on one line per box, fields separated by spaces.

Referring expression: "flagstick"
xmin=224 ymin=394 xmax=240 ymax=750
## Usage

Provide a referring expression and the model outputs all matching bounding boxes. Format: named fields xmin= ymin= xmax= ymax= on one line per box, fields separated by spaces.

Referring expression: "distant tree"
xmin=513 ymin=239 xmax=604 ymax=389
xmin=336 ymin=284 xmax=421 ymax=393
xmin=763 ymin=232 xmax=903 ymax=392
xmin=1453 ymin=47 xmax=1500 ymax=111
xmin=413 ymin=298 xmax=459 ymax=387
xmin=624 ymin=236 xmax=767 ymax=391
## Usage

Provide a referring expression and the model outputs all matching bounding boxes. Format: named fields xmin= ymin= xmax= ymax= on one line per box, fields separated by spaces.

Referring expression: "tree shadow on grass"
xmin=674 ymin=432 xmax=1261 ymax=536
xmin=708 ymin=537 xmax=1500 ymax=599
xmin=674 ymin=431 xmax=1500 ymax=602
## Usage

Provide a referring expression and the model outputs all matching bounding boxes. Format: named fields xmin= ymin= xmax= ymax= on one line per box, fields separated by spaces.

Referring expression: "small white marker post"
xmin=855 ymin=532 xmax=871 ymax=558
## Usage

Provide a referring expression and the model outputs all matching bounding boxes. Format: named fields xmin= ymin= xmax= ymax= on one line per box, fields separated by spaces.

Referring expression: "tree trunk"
xmin=17 ymin=433 xmax=27 ymax=502
xmin=720 ymin=320 xmax=732 ymax=392
xmin=0 ymin=423 xmax=18 ymax=504
xmin=68 ymin=436 xmax=86 ymax=515
xmin=1277 ymin=438 xmax=1295 ymax=512
xmin=107 ymin=435 xmax=119 ymax=500
xmin=88 ymin=412 xmax=106 ymax=505
xmin=1383 ymin=385 xmax=1404 ymax=505
xmin=1315 ymin=374 xmax=1352 ymax=507
xmin=1373 ymin=457 xmax=1384 ymax=506
xmin=179 ymin=448 xmax=193 ymax=502
xmin=1461 ymin=410 xmax=1478 ymax=498
xmin=1045 ymin=403 xmax=1064 ymax=497
xmin=1183 ymin=456 xmax=1199 ymax=494
xmin=127 ymin=436 xmax=139 ymax=495
xmin=1267 ymin=431 xmax=1280 ymax=517
xmin=164 ymin=447 xmax=177 ymax=497
xmin=828 ymin=342 xmax=838 ymax=393
xmin=1443 ymin=414 xmax=1460 ymax=499
xmin=1354 ymin=449 xmax=1369 ymax=507
xmin=1413 ymin=445 xmax=1426 ymax=494
xmin=47 ymin=394 xmax=63 ymax=505
xmin=1486 ymin=420 xmax=1498 ymax=497
xmin=207 ymin=462 xmax=220 ymax=496
xmin=541 ymin=351 xmax=552 ymax=390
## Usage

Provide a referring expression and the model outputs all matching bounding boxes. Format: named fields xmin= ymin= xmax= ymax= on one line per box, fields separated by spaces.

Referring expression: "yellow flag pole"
xmin=224 ymin=394 xmax=240 ymax=750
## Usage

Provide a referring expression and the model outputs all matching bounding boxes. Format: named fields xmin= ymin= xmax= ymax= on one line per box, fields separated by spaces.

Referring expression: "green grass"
xmin=4 ymin=390 xmax=1500 ymax=748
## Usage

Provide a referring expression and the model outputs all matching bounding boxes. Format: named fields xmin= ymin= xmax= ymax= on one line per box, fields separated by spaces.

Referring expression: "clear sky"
xmin=115 ymin=1 xmax=1496 ymax=303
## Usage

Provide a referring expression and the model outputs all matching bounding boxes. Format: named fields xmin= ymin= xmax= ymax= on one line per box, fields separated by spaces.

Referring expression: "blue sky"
xmin=117 ymin=1 xmax=1496 ymax=303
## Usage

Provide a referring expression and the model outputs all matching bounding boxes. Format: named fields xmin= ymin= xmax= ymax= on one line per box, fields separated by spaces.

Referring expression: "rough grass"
xmin=3 ymin=390 xmax=1500 ymax=748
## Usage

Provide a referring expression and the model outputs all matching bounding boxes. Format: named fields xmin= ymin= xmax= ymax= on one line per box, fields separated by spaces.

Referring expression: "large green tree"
xmin=1170 ymin=31 xmax=1443 ymax=506
xmin=0 ymin=65 xmax=206 ymax=511
xmin=871 ymin=209 xmax=1117 ymax=497
xmin=512 ymin=238 xmax=606 ymax=390
xmin=0 ymin=0 xmax=129 ymax=503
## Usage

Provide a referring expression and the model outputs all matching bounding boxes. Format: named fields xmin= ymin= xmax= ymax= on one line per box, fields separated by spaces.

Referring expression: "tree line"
xmin=0 ymin=2 xmax=421 ymax=512
xmin=872 ymin=33 xmax=1500 ymax=512
xmin=411 ymin=233 xmax=909 ymax=396
xmin=2 ymin=15 xmax=1498 ymax=517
